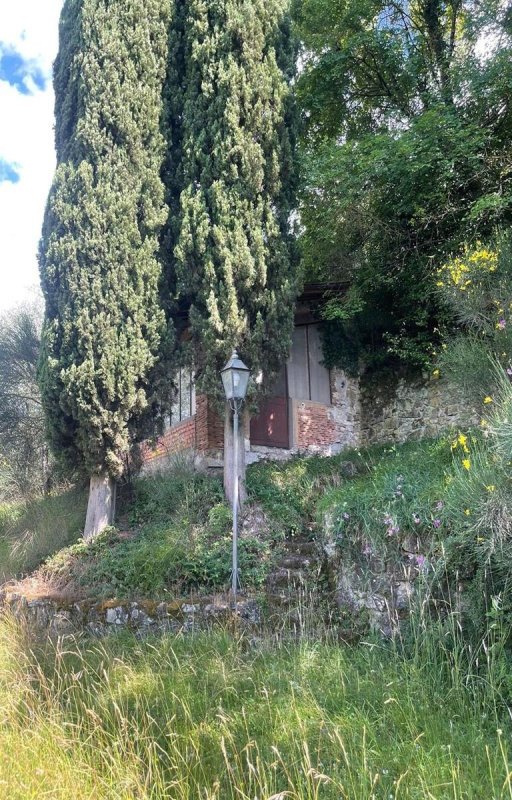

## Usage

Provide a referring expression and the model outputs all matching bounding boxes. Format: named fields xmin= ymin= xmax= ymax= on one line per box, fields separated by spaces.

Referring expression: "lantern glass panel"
xmin=236 ymin=369 xmax=250 ymax=400
xmin=221 ymin=351 xmax=250 ymax=401
xmin=222 ymin=369 xmax=234 ymax=400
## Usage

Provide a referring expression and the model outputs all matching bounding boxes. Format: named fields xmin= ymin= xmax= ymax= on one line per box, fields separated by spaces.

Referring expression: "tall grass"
xmin=0 ymin=485 xmax=87 ymax=583
xmin=0 ymin=615 xmax=511 ymax=799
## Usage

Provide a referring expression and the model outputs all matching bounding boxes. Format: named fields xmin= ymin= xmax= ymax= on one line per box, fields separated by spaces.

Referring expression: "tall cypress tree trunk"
xmin=84 ymin=473 xmax=116 ymax=541
xmin=223 ymin=404 xmax=247 ymax=510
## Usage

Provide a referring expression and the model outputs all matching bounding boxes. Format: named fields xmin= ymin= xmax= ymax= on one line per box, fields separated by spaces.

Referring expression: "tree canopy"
xmin=0 ymin=301 xmax=46 ymax=498
xmin=295 ymin=0 xmax=512 ymax=371
xmin=164 ymin=0 xmax=299 ymax=401
xmin=39 ymin=0 xmax=172 ymax=480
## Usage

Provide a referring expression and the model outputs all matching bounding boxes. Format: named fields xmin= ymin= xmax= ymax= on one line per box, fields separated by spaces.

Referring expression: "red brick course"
xmin=141 ymin=395 xmax=225 ymax=467
xmin=195 ymin=395 xmax=224 ymax=452
xmin=141 ymin=417 xmax=196 ymax=464
xmin=296 ymin=401 xmax=338 ymax=449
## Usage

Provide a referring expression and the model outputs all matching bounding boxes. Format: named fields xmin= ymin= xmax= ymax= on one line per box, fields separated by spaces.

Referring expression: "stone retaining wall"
xmin=0 ymin=591 xmax=261 ymax=637
xmin=360 ymin=372 xmax=478 ymax=445
xmin=321 ymin=511 xmax=431 ymax=637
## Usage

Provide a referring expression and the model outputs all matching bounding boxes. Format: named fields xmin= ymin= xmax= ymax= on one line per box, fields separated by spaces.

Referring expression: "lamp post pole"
xmin=232 ymin=399 xmax=240 ymax=601
xmin=221 ymin=350 xmax=251 ymax=610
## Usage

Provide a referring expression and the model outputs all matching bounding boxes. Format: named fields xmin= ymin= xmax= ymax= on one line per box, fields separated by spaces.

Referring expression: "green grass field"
xmin=0 ymin=617 xmax=511 ymax=799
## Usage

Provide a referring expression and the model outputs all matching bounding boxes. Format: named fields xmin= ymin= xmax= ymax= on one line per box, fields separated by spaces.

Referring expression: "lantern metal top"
xmin=221 ymin=350 xmax=249 ymax=375
xmin=221 ymin=350 xmax=250 ymax=402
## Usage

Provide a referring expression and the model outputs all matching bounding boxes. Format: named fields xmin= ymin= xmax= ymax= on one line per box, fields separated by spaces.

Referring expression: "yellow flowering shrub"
xmin=437 ymin=245 xmax=498 ymax=291
xmin=437 ymin=236 xmax=512 ymax=411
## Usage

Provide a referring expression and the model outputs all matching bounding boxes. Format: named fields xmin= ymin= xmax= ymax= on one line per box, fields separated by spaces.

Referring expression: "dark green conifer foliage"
xmin=39 ymin=0 xmax=172 ymax=479
xmin=171 ymin=0 xmax=299 ymax=401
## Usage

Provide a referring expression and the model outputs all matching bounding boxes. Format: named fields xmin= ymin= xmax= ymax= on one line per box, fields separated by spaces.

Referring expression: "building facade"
xmin=141 ymin=298 xmax=476 ymax=472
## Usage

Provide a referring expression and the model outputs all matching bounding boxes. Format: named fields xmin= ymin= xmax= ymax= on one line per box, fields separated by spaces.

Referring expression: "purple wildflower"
xmin=435 ymin=501 xmax=444 ymax=511
xmin=342 ymin=512 xmax=350 ymax=521
xmin=412 ymin=513 xmax=421 ymax=524
xmin=433 ymin=518 xmax=442 ymax=529
xmin=415 ymin=555 xmax=426 ymax=568
xmin=498 ymin=319 xmax=507 ymax=330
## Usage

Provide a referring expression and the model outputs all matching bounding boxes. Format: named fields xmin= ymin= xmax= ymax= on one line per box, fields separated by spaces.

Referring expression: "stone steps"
xmin=283 ymin=538 xmax=318 ymax=556
xmin=267 ymin=568 xmax=307 ymax=590
xmin=265 ymin=533 xmax=320 ymax=602
xmin=280 ymin=554 xmax=312 ymax=570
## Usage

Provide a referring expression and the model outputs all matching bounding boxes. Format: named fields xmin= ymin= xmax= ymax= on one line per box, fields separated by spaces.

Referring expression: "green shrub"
xmin=246 ymin=450 xmax=368 ymax=536
xmin=42 ymin=466 xmax=281 ymax=598
xmin=128 ymin=457 xmax=223 ymax=527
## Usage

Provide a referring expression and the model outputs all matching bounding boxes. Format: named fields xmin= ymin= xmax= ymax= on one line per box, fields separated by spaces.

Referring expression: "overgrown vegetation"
xmin=248 ymin=409 xmax=512 ymax=650
xmin=295 ymin=0 xmax=512 ymax=371
xmin=0 ymin=486 xmax=87 ymax=584
xmin=438 ymin=232 xmax=512 ymax=402
xmin=39 ymin=460 xmax=283 ymax=598
xmin=1 ymin=616 xmax=512 ymax=799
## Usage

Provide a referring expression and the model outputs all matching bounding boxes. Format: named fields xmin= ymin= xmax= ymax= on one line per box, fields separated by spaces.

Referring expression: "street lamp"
xmin=221 ymin=350 xmax=250 ymax=604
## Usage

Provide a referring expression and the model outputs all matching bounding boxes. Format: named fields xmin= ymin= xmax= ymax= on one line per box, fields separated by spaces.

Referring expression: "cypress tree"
xmin=170 ymin=0 xmax=299 ymax=500
xmin=39 ymin=0 xmax=172 ymax=538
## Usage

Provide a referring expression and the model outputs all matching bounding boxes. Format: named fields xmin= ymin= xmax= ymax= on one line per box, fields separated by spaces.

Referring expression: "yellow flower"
xmin=432 ymin=368 xmax=440 ymax=378
xmin=457 ymin=433 xmax=470 ymax=454
xmin=480 ymin=419 xmax=488 ymax=427
xmin=483 ymin=396 xmax=493 ymax=404
xmin=486 ymin=485 xmax=496 ymax=492
xmin=462 ymin=458 xmax=471 ymax=470
xmin=464 ymin=509 xmax=471 ymax=516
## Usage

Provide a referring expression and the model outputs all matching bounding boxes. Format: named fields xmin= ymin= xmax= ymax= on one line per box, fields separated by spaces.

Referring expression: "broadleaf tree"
xmin=295 ymin=0 xmax=512 ymax=373
xmin=39 ymin=0 xmax=173 ymax=538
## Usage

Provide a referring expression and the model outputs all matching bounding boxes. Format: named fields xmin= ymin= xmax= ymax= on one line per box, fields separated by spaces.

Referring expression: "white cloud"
xmin=0 ymin=0 xmax=63 ymax=312
xmin=0 ymin=2 xmax=61 ymax=72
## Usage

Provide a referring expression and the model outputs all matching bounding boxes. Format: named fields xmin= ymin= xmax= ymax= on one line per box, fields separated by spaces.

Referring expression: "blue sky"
xmin=0 ymin=46 xmax=47 ymax=95
xmin=0 ymin=1 xmax=63 ymax=311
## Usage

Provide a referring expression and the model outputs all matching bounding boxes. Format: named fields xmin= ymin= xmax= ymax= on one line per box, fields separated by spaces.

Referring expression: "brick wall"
xmin=295 ymin=401 xmax=338 ymax=449
xmin=195 ymin=394 xmax=224 ymax=452
xmin=195 ymin=395 xmax=209 ymax=453
xmin=141 ymin=394 xmax=225 ymax=471
xmin=141 ymin=417 xmax=196 ymax=466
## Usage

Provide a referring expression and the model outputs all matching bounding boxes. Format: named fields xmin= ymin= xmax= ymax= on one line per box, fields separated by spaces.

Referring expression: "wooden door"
xmin=250 ymin=365 xmax=290 ymax=448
